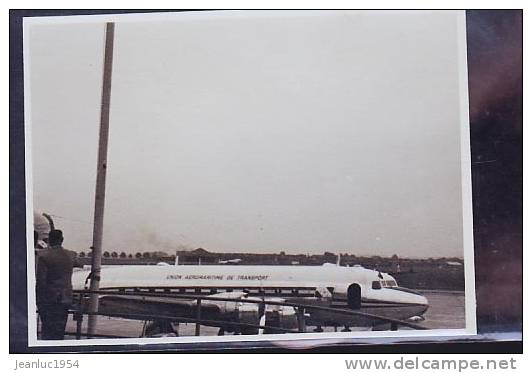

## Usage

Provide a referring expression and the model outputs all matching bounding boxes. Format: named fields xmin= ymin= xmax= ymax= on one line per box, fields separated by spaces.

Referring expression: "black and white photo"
xmin=23 ymin=10 xmax=476 ymax=347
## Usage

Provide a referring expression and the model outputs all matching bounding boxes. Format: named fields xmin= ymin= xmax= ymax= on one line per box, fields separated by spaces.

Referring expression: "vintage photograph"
xmin=23 ymin=10 xmax=475 ymax=346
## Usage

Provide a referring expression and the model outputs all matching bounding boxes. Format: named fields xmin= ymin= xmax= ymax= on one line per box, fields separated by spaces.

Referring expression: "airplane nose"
xmin=393 ymin=287 xmax=429 ymax=306
xmin=417 ymin=294 xmax=429 ymax=314
xmin=418 ymin=293 xmax=428 ymax=306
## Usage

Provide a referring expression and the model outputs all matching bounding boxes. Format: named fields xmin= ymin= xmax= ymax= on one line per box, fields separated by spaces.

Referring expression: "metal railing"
xmin=63 ymin=288 xmax=427 ymax=339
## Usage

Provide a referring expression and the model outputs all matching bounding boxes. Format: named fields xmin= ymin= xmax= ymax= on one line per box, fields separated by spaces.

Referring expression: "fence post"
xmin=296 ymin=307 xmax=306 ymax=332
xmin=75 ymin=311 xmax=83 ymax=340
xmin=195 ymin=298 xmax=202 ymax=336
xmin=258 ymin=300 xmax=266 ymax=333
xmin=74 ymin=294 xmax=83 ymax=339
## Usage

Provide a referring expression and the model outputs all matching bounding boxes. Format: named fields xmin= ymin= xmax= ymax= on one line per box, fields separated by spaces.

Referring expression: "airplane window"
xmin=372 ymin=281 xmax=381 ymax=290
xmin=380 ymin=280 xmax=398 ymax=288
xmin=379 ymin=280 xmax=397 ymax=288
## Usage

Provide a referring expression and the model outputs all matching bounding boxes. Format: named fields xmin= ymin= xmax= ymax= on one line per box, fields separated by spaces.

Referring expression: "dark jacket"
xmin=36 ymin=246 xmax=78 ymax=306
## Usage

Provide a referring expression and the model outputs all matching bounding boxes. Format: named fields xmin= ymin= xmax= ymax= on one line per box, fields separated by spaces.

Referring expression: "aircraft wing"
xmin=75 ymin=289 xmax=427 ymax=335
xmin=90 ymin=294 xmax=226 ymax=323
xmin=77 ymin=291 xmax=303 ymax=334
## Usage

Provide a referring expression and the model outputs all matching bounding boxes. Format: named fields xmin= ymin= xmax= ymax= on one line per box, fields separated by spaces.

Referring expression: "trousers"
xmin=38 ymin=303 xmax=70 ymax=340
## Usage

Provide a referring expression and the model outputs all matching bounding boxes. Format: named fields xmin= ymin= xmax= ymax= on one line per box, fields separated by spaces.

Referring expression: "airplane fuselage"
xmin=72 ymin=263 xmax=428 ymax=330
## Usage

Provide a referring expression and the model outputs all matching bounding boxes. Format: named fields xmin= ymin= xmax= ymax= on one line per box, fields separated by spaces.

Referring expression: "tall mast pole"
xmin=87 ymin=22 xmax=115 ymax=337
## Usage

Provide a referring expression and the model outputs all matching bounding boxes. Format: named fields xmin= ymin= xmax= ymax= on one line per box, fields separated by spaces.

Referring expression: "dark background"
xmin=467 ymin=10 xmax=522 ymax=335
xmin=9 ymin=9 xmax=523 ymax=353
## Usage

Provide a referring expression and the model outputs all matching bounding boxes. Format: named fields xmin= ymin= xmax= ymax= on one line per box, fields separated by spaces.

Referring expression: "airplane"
xmin=33 ymin=211 xmax=428 ymax=336
xmin=70 ymin=262 xmax=429 ymax=336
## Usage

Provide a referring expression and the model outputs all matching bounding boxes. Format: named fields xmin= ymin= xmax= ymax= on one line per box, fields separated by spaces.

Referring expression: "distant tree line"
xmin=75 ymin=250 xmax=172 ymax=260
xmin=72 ymin=249 xmax=463 ymax=266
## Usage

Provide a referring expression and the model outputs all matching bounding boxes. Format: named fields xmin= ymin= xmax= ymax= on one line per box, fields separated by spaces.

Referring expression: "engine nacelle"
xmin=234 ymin=300 xmax=299 ymax=331
xmin=205 ymin=293 xmax=299 ymax=332
xmin=235 ymin=302 xmax=261 ymax=326
xmin=263 ymin=302 xmax=299 ymax=330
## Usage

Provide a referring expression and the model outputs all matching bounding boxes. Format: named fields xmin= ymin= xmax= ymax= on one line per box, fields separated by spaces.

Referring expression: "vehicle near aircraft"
xmin=71 ymin=262 xmax=429 ymax=336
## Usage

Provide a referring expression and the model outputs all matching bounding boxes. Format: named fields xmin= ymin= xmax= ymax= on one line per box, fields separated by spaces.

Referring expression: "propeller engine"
xmin=237 ymin=298 xmax=299 ymax=333
xmin=207 ymin=293 xmax=299 ymax=334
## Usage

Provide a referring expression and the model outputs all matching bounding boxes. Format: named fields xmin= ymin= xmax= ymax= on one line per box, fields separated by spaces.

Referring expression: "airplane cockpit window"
xmin=380 ymin=280 xmax=398 ymax=288
xmin=371 ymin=281 xmax=381 ymax=289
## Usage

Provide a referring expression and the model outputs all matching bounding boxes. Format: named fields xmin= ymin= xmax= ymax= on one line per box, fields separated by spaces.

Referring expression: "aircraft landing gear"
xmin=313 ymin=326 xmax=324 ymax=332
xmin=218 ymin=328 xmax=225 ymax=336
xmin=144 ymin=320 xmax=179 ymax=337
xmin=341 ymin=326 xmax=351 ymax=332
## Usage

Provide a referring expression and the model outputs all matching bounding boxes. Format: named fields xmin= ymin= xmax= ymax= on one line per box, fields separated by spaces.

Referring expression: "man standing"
xmin=36 ymin=229 xmax=77 ymax=340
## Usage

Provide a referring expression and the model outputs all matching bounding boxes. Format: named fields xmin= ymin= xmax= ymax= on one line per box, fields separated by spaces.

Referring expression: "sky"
xmin=26 ymin=11 xmax=467 ymax=258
